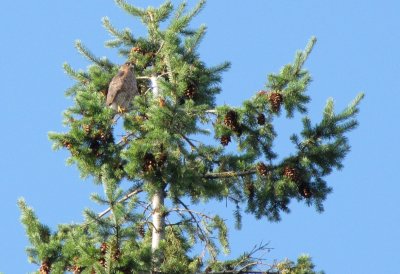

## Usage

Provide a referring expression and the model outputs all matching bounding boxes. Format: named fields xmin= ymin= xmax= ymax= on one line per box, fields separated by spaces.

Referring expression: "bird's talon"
xmin=117 ymin=106 xmax=126 ymax=113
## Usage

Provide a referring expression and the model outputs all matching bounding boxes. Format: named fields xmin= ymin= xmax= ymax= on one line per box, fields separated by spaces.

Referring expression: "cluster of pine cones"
xmin=283 ymin=166 xmax=312 ymax=198
xmin=142 ymin=152 xmax=168 ymax=173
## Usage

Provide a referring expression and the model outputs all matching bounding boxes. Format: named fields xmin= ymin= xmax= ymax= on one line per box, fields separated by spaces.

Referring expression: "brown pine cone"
xmin=131 ymin=46 xmax=142 ymax=54
xmin=99 ymin=257 xmax=106 ymax=267
xmin=269 ymin=91 xmax=283 ymax=113
xmin=283 ymin=166 xmax=299 ymax=182
xmin=245 ymin=181 xmax=255 ymax=200
xmin=99 ymin=131 xmax=108 ymax=141
xmin=143 ymin=153 xmax=157 ymax=172
xmin=256 ymin=162 xmax=269 ymax=176
xmin=224 ymin=110 xmax=239 ymax=130
xmin=113 ymin=248 xmax=121 ymax=261
xmin=83 ymin=124 xmax=91 ymax=134
xmin=185 ymin=84 xmax=196 ymax=100
xmin=220 ymin=135 xmax=231 ymax=146
xmin=100 ymin=242 xmax=108 ymax=254
xmin=257 ymin=113 xmax=266 ymax=125
xmin=89 ymin=139 xmax=101 ymax=156
xmin=71 ymin=265 xmax=82 ymax=274
xmin=299 ymin=183 xmax=312 ymax=198
xmin=63 ymin=141 xmax=73 ymax=150
xmin=39 ymin=261 xmax=51 ymax=274
xmin=138 ymin=224 xmax=146 ymax=238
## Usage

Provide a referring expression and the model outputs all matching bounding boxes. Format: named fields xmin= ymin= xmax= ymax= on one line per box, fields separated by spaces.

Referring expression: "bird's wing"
xmin=125 ymin=70 xmax=139 ymax=96
xmin=106 ymin=70 xmax=126 ymax=106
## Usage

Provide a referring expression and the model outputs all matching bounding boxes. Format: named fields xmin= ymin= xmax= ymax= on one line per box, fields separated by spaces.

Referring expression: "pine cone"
xmin=131 ymin=46 xmax=142 ymax=54
xmin=185 ymin=84 xmax=196 ymax=100
xmin=139 ymin=113 xmax=148 ymax=120
xmin=99 ymin=257 xmax=106 ymax=267
xmin=99 ymin=131 xmax=108 ymax=141
xmin=113 ymin=248 xmax=121 ymax=261
xmin=257 ymin=113 xmax=266 ymax=125
xmin=256 ymin=162 xmax=269 ymax=176
xmin=224 ymin=110 xmax=239 ymax=130
xmin=40 ymin=261 xmax=51 ymax=274
xmin=283 ymin=166 xmax=299 ymax=182
xmin=138 ymin=224 xmax=146 ymax=238
xmin=143 ymin=153 xmax=157 ymax=172
xmin=63 ymin=141 xmax=73 ymax=150
xmin=83 ymin=124 xmax=91 ymax=134
xmin=220 ymin=135 xmax=231 ymax=146
xmin=71 ymin=265 xmax=82 ymax=274
xmin=235 ymin=125 xmax=243 ymax=137
xmin=100 ymin=242 xmax=108 ymax=254
xmin=299 ymin=183 xmax=312 ymax=198
xmin=245 ymin=181 xmax=255 ymax=200
xmin=89 ymin=139 xmax=101 ymax=156
xmin=269 ymin=91 xmax=283 ymax=113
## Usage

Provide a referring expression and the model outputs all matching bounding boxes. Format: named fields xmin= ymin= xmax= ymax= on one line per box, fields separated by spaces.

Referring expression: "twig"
xmin=175 ymin=198 xmax=217 ymax=260
xmin=180 ymin=134 xmax=198 ymax=151
xmin=169 ymin=207 xmax=214 ymax=220
xmin=136 ymin=76 xmax=151 ymax=80
xmin=155 ymin=41 xmax=165 ymax=55
xmin=117 ymin=132 xmax=138 ymax=146
xmin=205 ymin=109 xmax=217 ymax=114
xmin=98 ymin=188 xmax=143 ymax=218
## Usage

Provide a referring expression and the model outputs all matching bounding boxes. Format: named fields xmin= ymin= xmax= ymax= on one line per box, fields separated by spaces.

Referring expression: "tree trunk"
xmin=150 ymin=75 xmax=165 ymax=272
xmin=151 ymin=189 xmax=165 ymax=260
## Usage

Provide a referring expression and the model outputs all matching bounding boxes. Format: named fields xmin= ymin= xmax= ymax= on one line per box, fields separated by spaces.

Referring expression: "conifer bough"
xmin=19 ymin=0 xmax=363 ymax=273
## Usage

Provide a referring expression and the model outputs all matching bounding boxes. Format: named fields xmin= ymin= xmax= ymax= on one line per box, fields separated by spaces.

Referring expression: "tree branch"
xmin=174 ymin=198 xmax=217 ymax=260
xmin=98 ymin=188 xmax=143 ymax=218
xmin=204 ymin=169 xmax=256 ymax=179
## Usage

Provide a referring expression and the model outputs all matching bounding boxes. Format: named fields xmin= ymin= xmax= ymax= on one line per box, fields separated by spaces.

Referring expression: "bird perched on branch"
xmin=106 ymin=63 xmax=139 ymax=113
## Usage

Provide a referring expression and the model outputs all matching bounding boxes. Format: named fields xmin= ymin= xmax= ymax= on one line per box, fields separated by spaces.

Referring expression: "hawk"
xmin=106 ymin=63 xmax=139 ymax=112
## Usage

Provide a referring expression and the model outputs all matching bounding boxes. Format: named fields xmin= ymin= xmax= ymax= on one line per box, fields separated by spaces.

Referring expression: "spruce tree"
xmin=19 ymin=1 xmax=363 ymax=273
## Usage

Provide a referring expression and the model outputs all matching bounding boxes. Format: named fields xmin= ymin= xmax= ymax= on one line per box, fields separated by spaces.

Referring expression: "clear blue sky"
xmin=1 ymin=0 xmax=399 ymax=273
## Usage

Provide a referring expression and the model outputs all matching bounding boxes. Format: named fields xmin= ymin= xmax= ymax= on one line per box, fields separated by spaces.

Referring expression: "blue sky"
xmin=1 ymin=0 xmax=399 ymax=273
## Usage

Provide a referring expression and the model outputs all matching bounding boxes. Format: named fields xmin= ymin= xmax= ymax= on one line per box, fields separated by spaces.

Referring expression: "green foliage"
xmin=20 ymin=0 xmax=363 ymax=273
xmin=276 ymin=255 xmax=325 ymax=274
xmin=18 ymin=199 xmax=63 ymax=268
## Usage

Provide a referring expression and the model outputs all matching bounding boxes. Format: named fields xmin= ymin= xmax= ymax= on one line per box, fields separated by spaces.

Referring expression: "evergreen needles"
xmin=19 ymin=0 xmax=362 ymax=273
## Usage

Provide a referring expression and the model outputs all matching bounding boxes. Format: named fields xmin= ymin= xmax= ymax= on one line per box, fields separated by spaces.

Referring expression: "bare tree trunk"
xmin=151 ymin=189 xmax=165 ymax=257
xmin=150 ymin=75 xmax=159 ymax=97
xmin=150 ymin=75 xmax=165 ymax=272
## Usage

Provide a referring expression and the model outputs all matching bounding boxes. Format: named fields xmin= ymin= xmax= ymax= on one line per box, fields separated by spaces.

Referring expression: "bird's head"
xmin=123 ymin=62 xmax=134 ymax=70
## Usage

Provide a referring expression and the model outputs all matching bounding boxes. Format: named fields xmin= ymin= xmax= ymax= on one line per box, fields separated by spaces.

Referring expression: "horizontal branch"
xmin=203 ymin=169 xmax=256 ymax=179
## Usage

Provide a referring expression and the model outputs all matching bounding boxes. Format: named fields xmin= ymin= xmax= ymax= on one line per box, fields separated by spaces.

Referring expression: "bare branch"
xmin=169 ymin=207 xmax=214 ymax=220
xmin=98 ymin=188 xmax=143 ymax=218
xmin=175 ymin=198 xmax=218 ymax=260
xmin=180 ymin=134 xmax=198 ymax=151
xmin=205 ymin=109 xmax=217 ymax=114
